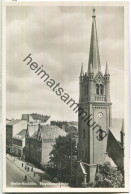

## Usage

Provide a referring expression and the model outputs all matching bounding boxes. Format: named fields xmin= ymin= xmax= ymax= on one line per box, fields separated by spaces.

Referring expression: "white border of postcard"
xmin=2 ymin=1 xmax=129 ymax=192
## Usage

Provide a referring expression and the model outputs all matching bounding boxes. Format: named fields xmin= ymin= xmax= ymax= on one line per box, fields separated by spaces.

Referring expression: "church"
xmin=76 ymin=9 xmax=124 ymax=186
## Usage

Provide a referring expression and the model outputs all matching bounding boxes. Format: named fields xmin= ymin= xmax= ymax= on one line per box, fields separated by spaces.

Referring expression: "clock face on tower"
xmin=98 ymin=112 xmax=103 ymax=119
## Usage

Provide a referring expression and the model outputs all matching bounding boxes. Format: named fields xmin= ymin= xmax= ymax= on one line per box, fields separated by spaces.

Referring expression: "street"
xmin=6 ymin=158 xmax=40 ymax=187
xmin=6 ymin=156 xmax=70 ymax=188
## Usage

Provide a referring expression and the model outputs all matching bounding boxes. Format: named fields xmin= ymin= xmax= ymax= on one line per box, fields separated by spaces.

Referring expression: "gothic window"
xmin=83 ymin=129 xmax=85 ymax=139
xmin=100 ymin=84 xmax=104 ymax=95
xmin=96 ymin=84 xmax=99 ymax=95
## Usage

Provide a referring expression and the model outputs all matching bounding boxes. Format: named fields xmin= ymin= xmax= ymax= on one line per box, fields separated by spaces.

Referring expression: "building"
xmin=6 ymin=119 xmax=27 ymax=153
xmin=51 ymin=121 xmax=69 ymax=130
xmin=25 ymin=124 xmax=67 ymax=167
xmin=77 ymin=9 xmax=112 ymax=184
xmin=51 ymin=121 xmax=78 ymax=134
xmin=21 ymin=113 xmax=50 ymax=125
xmin=24 ymin=124 xmax=39 ymax=160
xmin=12 ymin=129 xmax=27 ymax=158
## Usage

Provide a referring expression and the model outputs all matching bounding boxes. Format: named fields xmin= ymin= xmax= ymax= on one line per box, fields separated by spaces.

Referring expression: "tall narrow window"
xmin=96 ymin=84 xmax=99 ymax=94
xmin=100 ymin=84 xmax=104 ymax=95
xmin=84 ymin=85 xmax=87 ymax=95
xmin=83 ymin=129 xmax=85 ymax=139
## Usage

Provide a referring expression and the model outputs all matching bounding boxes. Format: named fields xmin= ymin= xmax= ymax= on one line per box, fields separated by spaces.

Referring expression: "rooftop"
xmin=110 ymin=118 xmax=123 ymax=142
xmin=30 ymin=113 xmax=50 ymax=122
xmin=28 ymin=124 xmax=39 ymax=137
xmin=32 ymin=125 xmax=67 ymax=140
xmin=22 ymin=113 xmax=50 ymax=123
xmin=13 ymin=129 xmax=27 ymax=140
xmin=6 ymin=119 xmax=21 ymax=126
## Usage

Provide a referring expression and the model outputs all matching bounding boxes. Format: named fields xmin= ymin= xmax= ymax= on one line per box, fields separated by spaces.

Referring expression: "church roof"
xmin=110 ymin=118 xmax=123 ymax=142
xmin=106 ymin=129 xmax=124 ymax=171
xmin=88 ymin=9 xmax=101 ymax=76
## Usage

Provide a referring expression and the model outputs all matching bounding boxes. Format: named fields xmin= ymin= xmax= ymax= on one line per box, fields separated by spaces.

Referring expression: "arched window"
xmin=96 ymin=84 xmax=99 ymax=94
xmin=100 ymin=84 xmax=104 ymax=95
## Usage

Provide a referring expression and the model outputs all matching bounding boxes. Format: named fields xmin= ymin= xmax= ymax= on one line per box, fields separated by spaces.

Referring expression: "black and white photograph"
xmin=2 ymin=1 xmax=129 ymax=192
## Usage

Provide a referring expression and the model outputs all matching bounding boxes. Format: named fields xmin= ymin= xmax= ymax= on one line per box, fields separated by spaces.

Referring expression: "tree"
xmin=86 ymin=161 xmax=124 ymax=188
xmin=65 ymin=125 xmax=78 ymax=136
xmin=49 ymin=134 xmax=78 ymax=185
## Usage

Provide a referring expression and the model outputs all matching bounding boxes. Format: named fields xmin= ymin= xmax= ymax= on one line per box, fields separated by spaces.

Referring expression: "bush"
xmin=85 ymin=162 xmax=124 ymax=188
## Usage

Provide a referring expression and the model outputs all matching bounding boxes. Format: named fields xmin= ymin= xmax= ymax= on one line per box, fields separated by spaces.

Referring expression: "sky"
xmin=6 ymin=5 xmax=124 ymax=121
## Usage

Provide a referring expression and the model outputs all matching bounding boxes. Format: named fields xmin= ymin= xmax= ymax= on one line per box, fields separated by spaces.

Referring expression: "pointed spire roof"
xmin=105 ymin=61 xmax=109 ymax=75
xmin=88 ymin=63 xmax=93 ymax=73
xmin=80 ymin=63 xmax=84 ymax=77
xmin=121 ymin=119 xmax=124 ymax=133
xmin=88 ymin=9 xmax=101 ymax=75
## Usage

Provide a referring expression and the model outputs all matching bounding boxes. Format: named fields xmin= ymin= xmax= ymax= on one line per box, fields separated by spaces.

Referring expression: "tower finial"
xmin=80 ymin=63 xmax=84 ymax=77
xmin=121 ymin=119 xmax=124 ymax=133
xmin=92 ymin=8 xmax=96 ymax=18
xmin=105 ymin=61 xmax=109 ymax=75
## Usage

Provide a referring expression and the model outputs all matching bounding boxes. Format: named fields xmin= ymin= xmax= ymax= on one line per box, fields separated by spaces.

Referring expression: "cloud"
xmin=6 ymin=6 xmax=124 ymax=120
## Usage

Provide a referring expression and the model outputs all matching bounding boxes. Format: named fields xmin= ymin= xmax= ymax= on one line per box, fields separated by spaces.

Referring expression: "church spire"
xmin=88 ymin=9 xmax=101 ymax=75
xmin=80 ymin=63 xmax=84 ymax=77
xmin=105 ymin=61 xmax=109 ymax=75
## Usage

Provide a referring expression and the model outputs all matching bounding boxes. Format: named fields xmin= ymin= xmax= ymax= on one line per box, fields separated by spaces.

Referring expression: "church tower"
xmin=77 ymin=9 xmax=112 ymax=183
